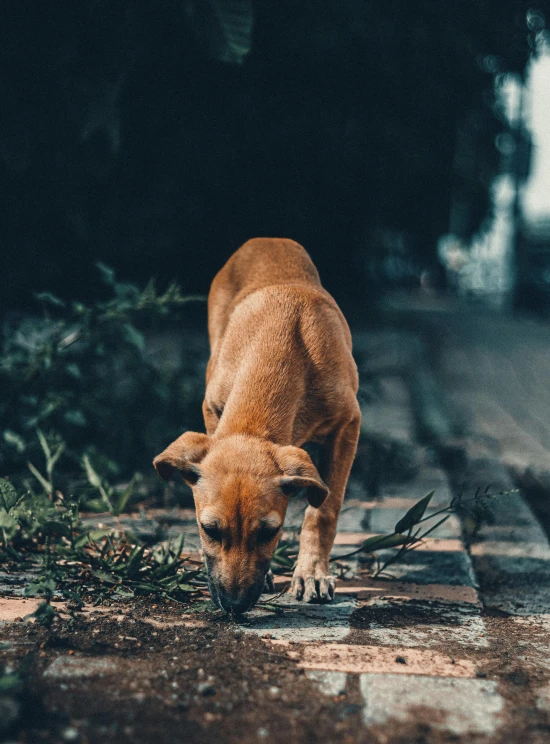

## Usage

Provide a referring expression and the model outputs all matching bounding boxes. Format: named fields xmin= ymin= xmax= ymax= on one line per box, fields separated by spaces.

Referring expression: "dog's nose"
xmin=216 ymin=582 xmax=263 ymax=615
xmin=217 ymin=591 xmax=252 ymax=616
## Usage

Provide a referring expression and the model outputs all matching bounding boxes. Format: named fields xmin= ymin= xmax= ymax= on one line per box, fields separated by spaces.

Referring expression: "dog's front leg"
xmin=292 ymin=412 xmax=361 ymax=602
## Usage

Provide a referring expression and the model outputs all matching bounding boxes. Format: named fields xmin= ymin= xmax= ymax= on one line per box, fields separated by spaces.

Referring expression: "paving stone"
xmin=282 ymin=643 xmax=475 ymax=677
xmin=379 ymin=473 xmax=453 ymax=508
xmin=359 ymin=675 xmax=504 ymax=735
xmin=535 ymin=683 xmax=550 ymax=712
xmin=358 ymin=598 xmax=488 ymax=649
xmin=336 ymin=506 xmax=371 ymax=533
xmin=371 ymin=546 xmax=477 ymax=587
xmin=488 ymin=492 xmax=546 ymax=530
xmin=467 ymin=474 xmax=550 ymax=614
xmin=359 ymin=376 xmax=414 ymax=442
xmin=508 ymin=615 xmax=550 ymax=671
xmin=43 ymin=655 xmax=118 ymax=679
xmin=243 ymin=595 xmax=357 ymax=642
xmin=305 ymin=670 xmax=347 ymax=697
xmin=482 ymin=584 xmax=550 ymax=616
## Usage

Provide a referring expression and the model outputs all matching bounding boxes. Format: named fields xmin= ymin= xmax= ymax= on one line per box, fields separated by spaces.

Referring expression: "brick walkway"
xmin=2 ymin=306 xmax=550 ymax=742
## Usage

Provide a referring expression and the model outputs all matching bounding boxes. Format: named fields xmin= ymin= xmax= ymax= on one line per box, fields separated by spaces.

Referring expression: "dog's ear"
xmin=274 ymin=445 xmax=329 ymax=508
xmin=153 ymin=432 xmax=210 ymax=486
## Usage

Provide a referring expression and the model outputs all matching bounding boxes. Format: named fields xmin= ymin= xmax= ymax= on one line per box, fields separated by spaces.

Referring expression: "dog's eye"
xmin=257 ymin=526 xmax=280 ymax=544
xmin=201 ymin=524 xmax=222 ymax=542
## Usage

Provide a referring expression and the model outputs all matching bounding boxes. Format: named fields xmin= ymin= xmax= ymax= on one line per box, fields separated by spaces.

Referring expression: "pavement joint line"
xmin=332 ymin=581 xmax=481 ymax=605
xmin=268 ymin=641 xmax=477 ymax=677
xmin=330 ymin=534 xmax=465 ymax=552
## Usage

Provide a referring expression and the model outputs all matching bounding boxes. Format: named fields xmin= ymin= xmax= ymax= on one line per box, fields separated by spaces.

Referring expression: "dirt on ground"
xmin=2 ymin=592 xmax=550 ymax=744
xmin=1 ymin=597 xmax=369 ymax=744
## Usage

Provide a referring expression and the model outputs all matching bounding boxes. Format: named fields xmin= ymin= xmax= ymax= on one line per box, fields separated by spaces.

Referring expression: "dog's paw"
xmin=262 ymin=569 xmax=275 ymax=594
xmin=290 ymin=570 xmax=335 ymax=603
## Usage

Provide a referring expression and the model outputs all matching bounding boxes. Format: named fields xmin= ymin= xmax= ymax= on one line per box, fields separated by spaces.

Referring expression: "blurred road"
xmin=389 ymin=293 xmax=550 ymax=474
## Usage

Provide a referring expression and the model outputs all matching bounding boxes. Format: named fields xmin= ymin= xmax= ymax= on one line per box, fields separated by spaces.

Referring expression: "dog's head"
xmin=153 ymin=432 xmax=328 ymax=614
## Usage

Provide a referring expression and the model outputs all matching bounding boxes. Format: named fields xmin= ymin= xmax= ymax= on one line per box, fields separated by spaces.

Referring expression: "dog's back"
xmin=208 ymin=238 xmax=347 ymax=355
xmin=204 ymin=238 xmax=358 ymax=445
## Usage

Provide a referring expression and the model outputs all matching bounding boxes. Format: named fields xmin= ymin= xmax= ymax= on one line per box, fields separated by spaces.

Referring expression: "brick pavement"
xmin=2 ymin=308 xmax=550 ymax=742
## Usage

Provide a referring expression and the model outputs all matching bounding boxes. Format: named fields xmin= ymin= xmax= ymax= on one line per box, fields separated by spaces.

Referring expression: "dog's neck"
xmin=211 ymin=357 xmax=304 ymax=446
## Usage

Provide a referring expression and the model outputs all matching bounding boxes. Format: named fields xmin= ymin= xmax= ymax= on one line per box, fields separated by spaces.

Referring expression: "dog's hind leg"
xmin=291 ymin=409 xmax=361 ymax=602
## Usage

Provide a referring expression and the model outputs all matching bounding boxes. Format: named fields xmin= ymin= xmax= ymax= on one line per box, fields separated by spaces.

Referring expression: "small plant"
xmin=267 ymin=485 xmax=518 ymax=582
xmin=330 ymin=484 xmax=519 ymax=577
xmin=1 ymin=263 xmax=206 ymax=488
xmin=0 ymin=431 xmax=207 ymax=607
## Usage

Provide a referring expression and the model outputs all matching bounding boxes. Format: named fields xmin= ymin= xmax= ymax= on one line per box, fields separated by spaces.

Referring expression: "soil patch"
xmin=1 ymin=598 xmax=364 ymax=744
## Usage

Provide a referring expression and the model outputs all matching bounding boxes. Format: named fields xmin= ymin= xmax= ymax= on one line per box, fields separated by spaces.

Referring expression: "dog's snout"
xmin=214 ymin=580 xmax=264 ymax=616
xmin=218 ymin=592 xmax=252 ymax=616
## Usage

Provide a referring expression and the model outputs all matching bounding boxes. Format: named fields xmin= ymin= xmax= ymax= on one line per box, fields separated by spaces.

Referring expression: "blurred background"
xmin=1 ymin=1 xmax=550 ymax=528
xmin=1 ymin=1 xmax=549 ymax=316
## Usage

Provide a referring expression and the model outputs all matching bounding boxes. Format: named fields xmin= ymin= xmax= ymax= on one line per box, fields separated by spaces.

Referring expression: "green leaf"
xmin=0 ymin=670 xmax=21 ymax=693
xmin=200 ymin=0 xmax=254 ymax=65
xmin=0 ymin=478 xmax=19 ymax=511
xmin=0 ymin=509 xmax=18 ymax=540
xmin=82 ymin=455 xmax=114 ymax=512
xmin=29 ymin=601 xmax=56 ymax=628
xmin=82 ymin=454 xmax=102 ymax=488
xmin=64 ymin=410 xmax=87 ymax=427
xmin=25 ymin=578 xmax=56 ymax=598
xmin=93 ymin=570 xmax=120 ymax=585
xmin=34 ymin=291 xmax=66 ymax=307
xmin=95 ymin=262 xmax=116 ymax=286
xmin=121 ymin=324 xmax=146 ymax=351
xmin=114 ymin=588 xmax=135 ymax=598
xmin=48 ymin=443 xmax=65 ymax=476
xmin=87 ymin=528 xmax=114 ymax=541
xmin=360 ymin=533 xmax=414 ymax=552
xmin=112 ymin=474 xmax=138 ymax=516
xmin=131 ymin=582 xmax=159 ymax=593
xmin=44 ymin=520 xmax=71 ymax=538
xmin=394 ymin=491 xmax=435 ymax=534
xmin=176 ymin=584 xmax=196 ymax=593
xmin=37 ymin=429 xmax=51 ymax=463
xmin=125 ymin=545 xmax=145 ymax=579
xmin=3 ymin=430 xmax=26 ymax=453
xmin=65 ymin=364 xmax=81 ymax=379
xmin=27 ymin=461 xmax=52 ymax=495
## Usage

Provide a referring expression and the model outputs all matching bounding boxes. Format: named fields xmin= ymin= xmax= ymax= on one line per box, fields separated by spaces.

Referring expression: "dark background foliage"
xmin=0 ymin=1 xmax=540 ymax=317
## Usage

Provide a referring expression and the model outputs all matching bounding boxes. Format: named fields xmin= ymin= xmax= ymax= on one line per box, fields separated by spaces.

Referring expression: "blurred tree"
xmin=0 ymin=0 xmax=539 ymax=314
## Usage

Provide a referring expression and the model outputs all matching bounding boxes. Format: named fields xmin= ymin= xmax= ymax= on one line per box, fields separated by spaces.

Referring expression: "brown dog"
xmin=154 ymin=238 xmax=360 ymax=614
